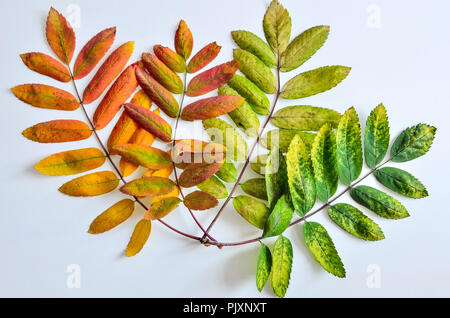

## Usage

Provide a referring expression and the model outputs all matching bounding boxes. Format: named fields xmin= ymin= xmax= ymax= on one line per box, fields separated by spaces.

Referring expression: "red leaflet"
xmin=153 ymin=45 xmax=186 ymax=73
xmin=142 ymin=53 xmax=183 ymax=94
xmin=181 ymin=95 xmax=244 ymax=121
xmin=187 ymin=42 xmax=221 ymax=73
xmin=175 ymin=20 xmax=193 ymax=60
xmin=178 ymin=162 xmax=223 ymax=188
xmin=183 ymin=191 xmax=219 ymax=210
xmin=20 ymin=52 xmax=71 ymax=82
xmin=46 ymin=7 xmax=76 ymax=64
xmin=186 ymin=60 xmax=239 ymax=97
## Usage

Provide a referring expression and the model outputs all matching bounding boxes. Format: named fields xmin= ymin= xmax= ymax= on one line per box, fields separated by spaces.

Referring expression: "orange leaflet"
xmin=119 ymin=176 xmax=175 ymax=197
xmin=12 ymin=84 xmax=79 ymax=111
xmin=186 ymin=60 xmax=239 ymax=97
xmin=183 ymin=191 xmax=218 ymax=210
xmin=22 ymin=120 xmax=92 ymax=143
xmin=153 ymin=45 xmax=185 ymax=73
xmin=20 ymin=52 xmax=70 ymax=82
xmin=175 ymin=20 xmax=193 ymax=60
xmin=82 ymin=41 xmax=134 ymax=104
xmin=187 ymin=42 xmax=221 ymax=73
xmin=59 ymin=171 xmax=119 ymax=197
xmin=174 ymin=139 xmax=226 ymax=155
xmin=142 ymin=53 xmax=183 ymax=94
xmin=93 ymin=63 xmax=139 ymax=130
xmin=179 ymin=162 xmax=223 ymax=188
xmin=73 ymin=27 xmax=116 ymax=79
xmin=46 ymin=7 xmax=76 ymax=64
xmin=144 ymin=197 xmax=181 ymax=220
xmin=126 ymin=219 xmax=151 ymax=257
xmin=88 ymin=199 xmax=135 ymax=234
xmin=181 ymin=95 xmax=244 ymax=121
xmin=143 ymin=165 xmax=173 ymax=178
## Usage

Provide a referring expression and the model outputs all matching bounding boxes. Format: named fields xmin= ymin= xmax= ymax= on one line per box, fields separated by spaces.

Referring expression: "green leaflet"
xmin=218 ymin=84 xmax=260 ymax=137
xmin=263 ymin=0 xmax=291 ymax=55
xmin=215 ymin=161 xmax=237 ymax=183
xmin=303 ymin=222 xmax=346 ymax=278
xmin=265 ymin=148 xmax=288 ymax=210
xmin=256 ymin=244 xmax=272 ymax=292
xmin=350 ymin=185 xmax=409 ymax=219
xmin=286 ymin=135 xmax=316 ymax=216
xmin=261 ymin=129 xmax=315 ymax=153
xmin=228 ymin=75 xmax=271 ymax=115
xmin=231 ymin=30 xmax=277 ymax=68
xmin=251 ymin=154 xmax=268 ymax=175
xmin=233 ymin=195 xmax=270 ymax=229
xmin=336 ymin=107 xmax=363 ymax=186
xmin=202 ymin=118 xmax=247 ymax=161
xmin=241 ymin=178 xmax=267 ymax=200
xmin=197 ymin=176 xmax=228 ymax=199
xmin=364 ymin=103 xmax=390 ymax=169
xmin=233 ymin=49 xmax=277 ymax=94
xmin=311 ymin=124 xmax=338 ymax=202
xmin=374 ymin=167 xmax=428 ymax=199
xmin=263 ymin=194 xmax=294 ymax=238
xmin=280 ymin=25 xmax=330 ymax=72
xmin=391 ymin=124 xmax=436 ymax=162
xmin=271 ymin=105 xmax=341 ymax=131
xmin=271 ymin=235 xmax=293 ymax=298
xmin=281 ymin=65 xmax=351 ymax=99
xmin=328 ymin=203 xmax=385 ymax=241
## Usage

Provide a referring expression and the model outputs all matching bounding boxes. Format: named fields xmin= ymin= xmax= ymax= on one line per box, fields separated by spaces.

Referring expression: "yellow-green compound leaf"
xmin=261 ymin=129 xmax=316 ymax=153
xmin=233 ymin=49 xmax=277 ymax=94
xmin=35 ymin=147 xmax=105 ymax=176
xmin=241 ymin=178 xmax=267 ymax=201
xmin=227 ymin=74 xmax=270 ymax=115
xmin=88 ymin=199 xmax=135 ymax=234
xmin=280 ymin=25 xmax=330 ymax=72
xmin=59 ymin=171 xmax=119 ymax=197
xmin=263 ymin=0 xmax=291 ymax=55
xmin=113 ymin=144 xmax=172 ymax=170
xmin=266 ymin=148 xmax=288 ymax=210
xmin=256 ymin=244 xmax=272 ymax=292
xmin=233 ymin=195 xmax=270 ymax=229
xmin=251 ymin=154 xmax=268 ymax=175
xmin=391 ymin=124 xmax=436 ymax=162
xmin=120 ymin=176 xmax=176 ymax=197
xmin=271 ymin=106 xmax=341 ymax=130
xmin=281 ymin=66 xmax=351 ymax=99
xmin=145 ymin=197 xmax=182 ymax=220
xmin=303 ymin=221 xmax=346 ymax=278
xmin=336 ymin=107 xmax=363 ymax=186
xmin=286 ymin=135 xmax=316 ymax=216
xmin=350 ymin=185 xmax=409 ymax=219
xmin=311 ymin=124 xmax=338 ymax=202
xmin=374 ymin=167 xmax=428 ymax=199
xmin=197 ymin=176 xmax=228 ymax=199
xmin=263 ymin=194 xmax=294 ymax=238
xmin=202 ymin=118 xmax=247 ymax=161
xmin=231 ymin=30 xmax=277 ymax=68
xmin=271 ymin=235 xmax=293 ymax=298
xmin=364 ymin=103 xmax=390 ymax=169
xmin=215 ymin=161 xmax=237 ymax=183
xmin=126 ymin=219 xmax=151 ymax=257
xmin=328 ymin=203 xmax=385 ymax=241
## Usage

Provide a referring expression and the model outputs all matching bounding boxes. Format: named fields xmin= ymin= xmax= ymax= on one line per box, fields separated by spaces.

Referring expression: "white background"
xmin=0 ymin=0 xmax=449 ymax=297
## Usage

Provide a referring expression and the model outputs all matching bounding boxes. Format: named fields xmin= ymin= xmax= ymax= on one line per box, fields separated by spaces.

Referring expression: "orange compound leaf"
xmin=179 ymin=162 xmax=223 ymax=188
xmin=153 ymin=45 xmax=185 ymax=73
xmin=187 ymin=42 xmax=222 ymax=73
xmin=135 ymin=66 xmax=179 ymax=118
xmin=124 ymin=103 xmax=172 ymax=142
xmin=175 ymin=20 xmax=193 ymax=60
xmin=142 ymin=53 xmax=183 ymax=94
xmin=22 ymin=120 xmax=92 ymax=143
xmin=113 ymin=144 xmax=172 ymax=170
xmin=88 ymin=199 xmax=135 ymax=234
xmin=59 ymin=171 xmax=119 ymax=197
xmin=181 ymin=95 xmax=244 ymax=121
xmin=12 ymin=84 xmax=79 ymax=111
xmin=119 ymin=176 xmax=176 ymax=197
xmin=183 ymin=191 xmax=218 ymax=211
xmin=144 ymin=197 xmax=181 ymax=220
xmin=35 ymin=147 xmax=105 ymax=176
xmin=46 ymin=7 xmax=76 ymax=64
xmin=186 ymin=60 xmax=239 ymax=97
xmin=82 ymin=41 xmax=134 ymax=104
xmin=93 ymin=63 xmax=139 ymax=130
xmin=20 ymin=53 xmax=70 ymax=82
xmin=73 ymin=27 xmax=116 ymax=79
xmin=126 ymin=219 xmax=151 ymax=257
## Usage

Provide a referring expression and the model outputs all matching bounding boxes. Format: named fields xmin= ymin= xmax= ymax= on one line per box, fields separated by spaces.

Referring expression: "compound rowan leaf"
xmin=12 ymin=84 xmax=78 ymax=111
xmin=263 ymin=194 xmax=294 ymax=238
xmin=197 ymin=176 xmax=228 ymax=199
xmin=187 ymin=42 xmax=222 ymax=73
xmin=144 ymin=197 xmax=182 ymax=220
xmin=266 ymin=148 xmax=288 ymax=210
xmin=364 ymin=103 xmax=390 ymax=169
xmin=271 ymin=106 xmax=341 ymax=130
xmin=256 ymin=244 xmax=272 ymax=292
xmin=263 ymin=0 xmax=291 ymax=55
xmin=59 ymin=171 xmax=119 ymax=197
xmin=113 ymin=144 xmax=172 ymax=170
xmin=232 ymin=30 xmax=277 ymax=68
xmin=374 ymin=167 xmax=428 ymax=199
xmin=126 ymin=219 xmax=151 ymax=257
xmin=120 ymin=176 xmax=175 ymax=197
xmin=179 ymin=163 xmax=223 ymax=188
xmin=46 ymin=7 xmax=75 ymax=64
xmin=271 ymin=235 xmax=293 ymax=298
xmin=175 ymin=20 xmax=193 ymax=60
xmin=215 ymin=161 xmax=237 ymax=183
xmin=22 ymin=120 xmax=92 ymax=143
xmin=183 ymin=191 xmax=218 ymax=210
xmin=35 ymin=147 xmax=105 ymax=176
xmin=142 ymin=53 xmax=183 ymax=94
xmin=20 ymin=52 xmax=70 ymax=82
xmin=391 ymin=124 xmax=436 ymax=162
xmin=241 ymin=178 xmax=267 ymax=200
xmin=88 ymin=199 xmax=135 ymax=234
xmin=227 ymin=74 xmax=270 ymax=115
xmin=153 ymin=45 xmax=186 ymax=73
xmin=261 ymin=129 xmax=315 ymax=153
xmin=233 ymin=195 xmax=270 ymax=229
xmin=181 ymin=95 xmax=244 ymax=121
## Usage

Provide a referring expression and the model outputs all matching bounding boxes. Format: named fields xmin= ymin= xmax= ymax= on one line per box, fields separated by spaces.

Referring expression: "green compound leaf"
xmin=251 ymin=154 xmax=269 ymax=175
xmin=197 ymin=175 xmax=228 ymax=199
xmin=263 ymin=194 xmax=294 ymax=238
xmin=271 ymin=235 xmax=293 ymax=298
xmin=281 ymin=66 xmax=351 ymax=99
xmin=280 ymin=25 xmax=330 ymax=72
xmin=256 ymin=244 xmax=272 ymax=292
xmin=232 ymin=30 xmax=277 ymax=68
xmin=390 ymin=124 xmax=436 ymax=162
xmin=233 ymin=195 xmax=270 ymax=229
xmin=311 ymin=124 xmax=338 ymax=202
xmin=241 ymin=178 xmax=267 ymax=200
xmin=227 ymin=74 xmax=271 ymax=115
xmin=266 ymin=148 xmax=288 ymax=210
xmin=328 ymin=203 xmax=385 ymax=241
xmin=350 ymin=185 xmax=409 ymax=219
xmin=233 ymin=49 xmax=277 ymax=94
xmin=261 ymin=129 xmax=315 ymax=153
xmin=271 ymin=105 xmax=341 ymax=131
xmin=364 ymin=103 xmax=390 ymax=169
xmin=336 ymin=107 xmax=363 ymax=186
xmin=263 ymin=0 xmax=291 ymax=55
xmin=374 ymin=167 xmax=428 ymax=199
xmin=215 ymin=161 xmax=237 ymax=183
xmin=286 ymin=135 xmax=316 ymax=216
xmin=303 ymin=221 xmax=346 ymax=278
